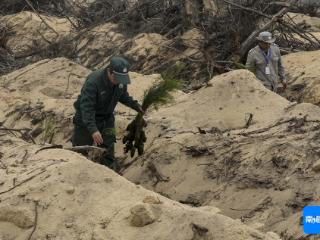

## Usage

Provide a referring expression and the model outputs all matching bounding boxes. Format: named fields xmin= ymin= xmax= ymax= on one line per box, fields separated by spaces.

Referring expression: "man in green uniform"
xmin=72 ymin=56 xmax=143 ymax=169
xmin=246 ymin=31 xmax=287 ymax=92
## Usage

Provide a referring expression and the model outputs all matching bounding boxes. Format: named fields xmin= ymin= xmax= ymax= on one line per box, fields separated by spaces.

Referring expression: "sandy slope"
xmin=0 ymin=57 xmax=158 ymax=146
xmin=283 ymin=49 xmax=320 ymax=105
xmin=0 ymin=10 xmax=205 ymax=83
xmin=287 ymin=12 xmax=320 ymax=32
xmin=2 ymin=8 xmax=320 ymax=240
xmin=2 ymin=60 xmax=316 ymax=239
xmin=76 ymin=22 xmax=204 ymax=76
xmin=76 ymin=25 xmax=172 ymax=71
xmin=123 ymin=69 xmax=320 ymax=239
xmin=76 ymin=22 xmax=126 ymax=68
xmin=1 ymin=11 xmax=74 ymax=57
xmin=0 ymin=135 xmax=280 ymax=240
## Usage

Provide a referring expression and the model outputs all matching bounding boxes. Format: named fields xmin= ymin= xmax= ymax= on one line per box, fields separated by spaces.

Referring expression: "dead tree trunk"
xmin=239 ymin=7 xmax=288 ymax=60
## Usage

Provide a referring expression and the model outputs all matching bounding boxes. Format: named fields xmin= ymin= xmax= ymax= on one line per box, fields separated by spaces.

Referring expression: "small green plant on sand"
xmin=41 ymin=117 xmax=57 ymax=144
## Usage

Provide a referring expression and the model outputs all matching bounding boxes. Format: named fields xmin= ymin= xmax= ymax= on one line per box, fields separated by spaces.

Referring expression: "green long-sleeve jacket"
xmin=73 ymin=69 xmax=141 ymax=134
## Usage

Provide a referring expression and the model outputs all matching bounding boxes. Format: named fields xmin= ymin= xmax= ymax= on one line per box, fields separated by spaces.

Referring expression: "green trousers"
xmin=72 ymin=116 xmax=118 ymax=170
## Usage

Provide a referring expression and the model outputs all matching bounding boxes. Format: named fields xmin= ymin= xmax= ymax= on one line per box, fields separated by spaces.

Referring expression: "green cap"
xmin=110 ymin=56 xmax=131 ymax=84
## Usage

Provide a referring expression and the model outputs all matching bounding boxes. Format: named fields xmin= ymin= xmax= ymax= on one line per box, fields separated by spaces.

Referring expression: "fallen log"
xmin=239 ymin=7 xmax=288 ymax=60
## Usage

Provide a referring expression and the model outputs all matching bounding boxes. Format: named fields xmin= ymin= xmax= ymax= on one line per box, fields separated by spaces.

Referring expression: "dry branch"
xmin=0 ymin=159 xmax=7 ymax=169
xmin=24 ymin=0 xmax=59 ymax=37
xmin=239 ymin=7 xmax=288 ymax=59
xmin=66 ymin=145 xmax=107 ymax=153
xmin=27 ymin=201 xmax=38 ymax=240
xmin=0 ymin=170 xmax=46 ymax=195
xmin=35 ymin=144 xmax=106 ymax=154
xmin=223 ymin=0 xmax=270 ymax=18
xmin=0 ymin=127 xmax=31 ymax=132
xmin=280 ymin=21 xmax=320 ymax=47
xmin=245 ymin=113 xmax=253 ymax=128
xmin=21 ymin=149 xmax=28 ymax=163
xmin=0 ymin=127 xmax=36 ymax=144
xmin=2 ymin=0 xmax=319 ymax=86
xmin=12 ymin=60 xmax=51 ymax=81
xmin=147 ymin=162 xmax=170 ymax=186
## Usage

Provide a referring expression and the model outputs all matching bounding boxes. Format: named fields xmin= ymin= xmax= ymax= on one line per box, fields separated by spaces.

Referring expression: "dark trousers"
xmin=72 ymin=117 xmax=117 ymax=169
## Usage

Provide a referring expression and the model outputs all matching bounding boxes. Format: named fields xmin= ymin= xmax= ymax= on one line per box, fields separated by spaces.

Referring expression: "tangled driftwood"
xmin=0 ymin=0 xmax=319 ymax=83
